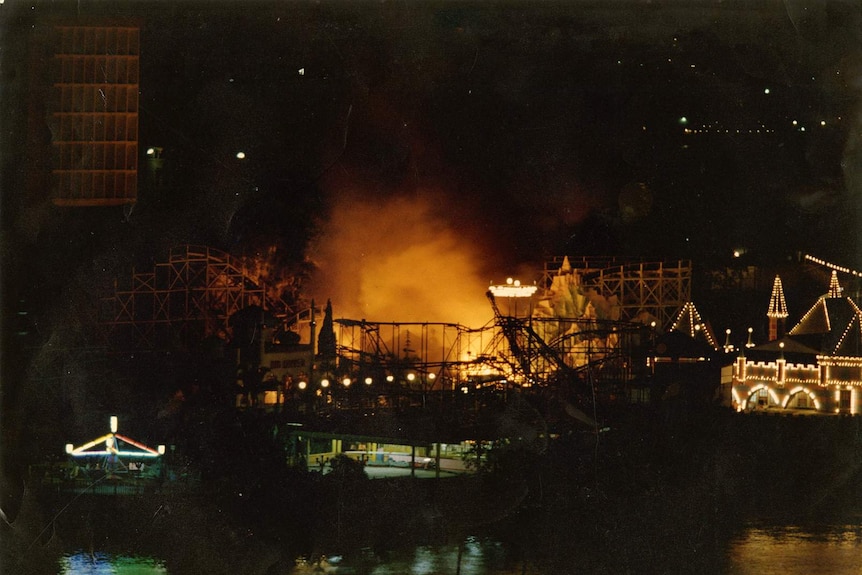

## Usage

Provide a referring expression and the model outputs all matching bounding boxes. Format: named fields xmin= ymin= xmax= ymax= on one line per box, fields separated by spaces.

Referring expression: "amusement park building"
xmin=724 ymin=271 xmax=862 ymax=415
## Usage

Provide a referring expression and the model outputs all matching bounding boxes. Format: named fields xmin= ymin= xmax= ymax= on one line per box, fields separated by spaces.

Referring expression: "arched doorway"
xmin=782 ymin=388 xmax=820 ymax=411
xmin=745 ymin=385 xmax=779 ymax=410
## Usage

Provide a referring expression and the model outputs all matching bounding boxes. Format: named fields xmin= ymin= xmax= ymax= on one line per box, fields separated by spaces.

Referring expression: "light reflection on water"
xmin=59 ymin=551 xmax=168 ymax=575
xmin=726 ymin=525 xmax=862 ymax=575
xmin=290 ymin=537 xmax=524 ymax=575
xmin=55 ymin=525 xmax=862 ymax=574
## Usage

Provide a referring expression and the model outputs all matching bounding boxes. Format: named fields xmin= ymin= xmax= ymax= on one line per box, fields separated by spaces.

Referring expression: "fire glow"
xmin=307 ymin=192 xmax=495 ymax=328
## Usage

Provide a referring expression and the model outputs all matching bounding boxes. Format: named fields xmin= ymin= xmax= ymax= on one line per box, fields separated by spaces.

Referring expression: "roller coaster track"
xmin=98 ymin=245 xmax=297 ymax=350
xmin=486 ymin=291 xmax=643 ymax=387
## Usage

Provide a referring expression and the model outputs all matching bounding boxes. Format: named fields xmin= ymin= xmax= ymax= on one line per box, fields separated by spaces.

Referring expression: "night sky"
xmin=128 ymin=0 xmax=861 ymax=267
xmin=2 ymin=0 xmax=862 ymax=358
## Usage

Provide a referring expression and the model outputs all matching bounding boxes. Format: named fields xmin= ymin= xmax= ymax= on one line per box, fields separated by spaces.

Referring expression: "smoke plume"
xmin=307 ymin=191 xmax=496 ymax=328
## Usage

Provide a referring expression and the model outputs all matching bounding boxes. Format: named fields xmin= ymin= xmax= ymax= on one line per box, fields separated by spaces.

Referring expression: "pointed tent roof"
xmin=767 ymin=275 xmax=788 ymax=319
xmin=670 ymin=302 xmax=719 ymax=350
xmin=789 ymin=272 xmax=862 ymax=356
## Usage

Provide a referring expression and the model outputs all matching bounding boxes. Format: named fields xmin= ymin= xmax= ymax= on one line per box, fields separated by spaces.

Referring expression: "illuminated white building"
xmin=725 ymin=272 xmax=862 ymax=414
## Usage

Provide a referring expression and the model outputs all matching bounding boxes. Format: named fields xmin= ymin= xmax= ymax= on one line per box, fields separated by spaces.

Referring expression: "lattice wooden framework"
xmin=332 ymin=311 xmax=645 ymax=390
xmin=486 ymin=292 xmax=645 ymax=387
xmin=333 ymin=319 xmax=502 ymax=389
xmin=100 ymin=245 xmax=291 ymax=350
xmin=542 ymin=257 xmax=692 ymax=330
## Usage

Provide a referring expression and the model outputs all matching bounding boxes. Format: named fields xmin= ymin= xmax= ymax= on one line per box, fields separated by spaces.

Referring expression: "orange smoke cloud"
xmin=307 ymin=191 xmax=495 ymax=327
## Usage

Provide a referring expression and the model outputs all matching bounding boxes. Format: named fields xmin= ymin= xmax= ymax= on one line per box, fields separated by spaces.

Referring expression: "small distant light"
xmin=820 ymin=120 xmax=826 ymax=126
xmin=342 ymin=377 xmax=351 ymax=387
xmin=320 ymin=378 xmax=330 ymax=388
xmin=297 ymin=380 xmax=307 ymax=390
xmin=236 ymin=151 xmax=246 ymax=159
xmin=146 ymin=147 xmax=155 ymax=156
xmin=764 ymin=88 xmax=770 ymax=94
xmin=792 ymin=120 xmax=798 ymax=126
xmin=364 ymin=377 xmax=373 ymax=385
xmin=407 ymin=373 xmax=416 ymax=382
xmin=679 ymin=116 xmax=688 ymax=125
xmin=800 ymin=127 xmax=806 ymax=132
xmin=298 ymin=68 xmax=305 ymax=76
xmin=506 ymin=277 xmax=514 ymax=285
xmin=428 ymin=373 xmax=436 ymax=380
xmin=386 ymin=375 xmax=394 ymax=383
xmin=733 ymin=250 xmax=741 ymax=258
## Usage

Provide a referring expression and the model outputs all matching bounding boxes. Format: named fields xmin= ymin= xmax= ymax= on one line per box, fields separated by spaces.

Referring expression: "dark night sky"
xmin=127 ymin=0 xmax=861 ymax=266
xmin=2 ymin=0 xmax=862 ymax=333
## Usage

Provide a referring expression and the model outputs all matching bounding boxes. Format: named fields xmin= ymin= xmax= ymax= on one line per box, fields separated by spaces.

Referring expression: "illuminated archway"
xmin=742 ymin=384 xmax=780 ymax=410
xmin=781 ymin=387 xmax=821 ymax=411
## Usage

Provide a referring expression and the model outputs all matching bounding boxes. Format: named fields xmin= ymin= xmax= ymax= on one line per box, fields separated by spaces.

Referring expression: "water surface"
xmin=59 ymin=551 xmax=168 ymax=575
xmin=726 ymin=524 xmax=862 ymax=575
